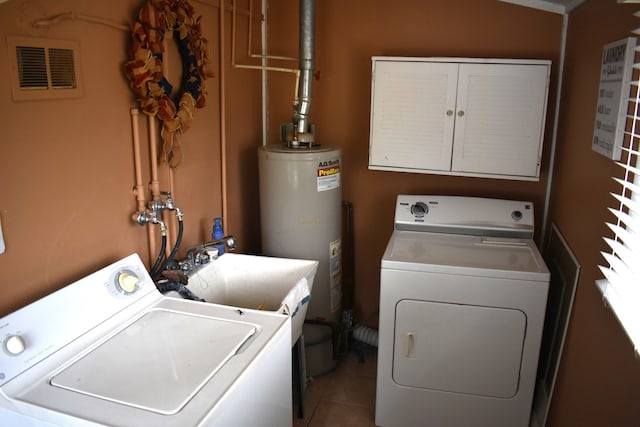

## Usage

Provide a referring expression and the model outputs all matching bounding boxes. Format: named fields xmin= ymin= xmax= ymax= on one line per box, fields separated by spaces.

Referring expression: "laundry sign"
xmin=592 ymin=37 xmax=636 ymax=160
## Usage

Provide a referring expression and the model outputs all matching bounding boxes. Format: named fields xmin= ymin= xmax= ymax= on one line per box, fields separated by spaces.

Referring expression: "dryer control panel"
xmin=394 ymin=195 xmax=534 ymax=239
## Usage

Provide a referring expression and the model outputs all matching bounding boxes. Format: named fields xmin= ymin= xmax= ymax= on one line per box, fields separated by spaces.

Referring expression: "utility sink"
xmin=184 ymin=253 xmax=319 ymax=346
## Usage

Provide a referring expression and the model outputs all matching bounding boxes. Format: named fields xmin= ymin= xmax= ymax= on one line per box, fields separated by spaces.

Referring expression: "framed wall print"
xmin=592 ymin=37 xmax=636 ymax=160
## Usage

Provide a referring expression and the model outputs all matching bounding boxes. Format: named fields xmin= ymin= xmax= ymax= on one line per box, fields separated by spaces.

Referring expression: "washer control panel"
xmin=395 ymin=195 xmax=535 ymax=238
xmin=0 ymin=254 xmax=156 ymax=386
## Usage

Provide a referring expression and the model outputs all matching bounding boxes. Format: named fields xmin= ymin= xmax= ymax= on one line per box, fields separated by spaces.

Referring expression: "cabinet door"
xmin=369 ymin=61 xmax=458 ymax=171
xmin=451 ymin=63 xmax=549 ymax=178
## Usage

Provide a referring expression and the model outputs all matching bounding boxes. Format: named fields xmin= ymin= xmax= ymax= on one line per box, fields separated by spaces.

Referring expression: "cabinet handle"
xmin=446 ymin=110 xmax=454 ymax=116
xmin=457 ymin=110 xmax=465 ymax=117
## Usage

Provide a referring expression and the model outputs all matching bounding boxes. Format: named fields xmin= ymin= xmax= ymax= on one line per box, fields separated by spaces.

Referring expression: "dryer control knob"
xmin=511 ymin=210 xmax=523 ymax=221
xmin=411 ymin=202 xmax=429 ymax=218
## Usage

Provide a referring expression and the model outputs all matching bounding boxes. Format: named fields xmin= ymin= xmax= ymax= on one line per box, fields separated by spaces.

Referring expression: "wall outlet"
xmin=0 ymin=216 xmax=5 ymax=254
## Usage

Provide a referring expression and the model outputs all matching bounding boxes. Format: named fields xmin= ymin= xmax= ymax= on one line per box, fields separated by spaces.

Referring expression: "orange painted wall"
xmin=266 ymin=0 xmax=563 ymax=328
xmin=545 ymin=1 xmax=640 ymax=425
xmin=0 ymin=0 xmax=263 ymax=315
xmin=1 ymin=0 xmax=639 ymax=424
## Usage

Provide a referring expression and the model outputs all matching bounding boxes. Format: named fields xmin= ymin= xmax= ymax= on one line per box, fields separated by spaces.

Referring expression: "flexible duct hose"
xmin=352 ymin=324 xmax=378 ymax=347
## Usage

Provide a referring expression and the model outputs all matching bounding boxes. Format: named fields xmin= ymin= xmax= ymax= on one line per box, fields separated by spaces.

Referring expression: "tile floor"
xmin=293 ymin=344 xmax=378 ymax=427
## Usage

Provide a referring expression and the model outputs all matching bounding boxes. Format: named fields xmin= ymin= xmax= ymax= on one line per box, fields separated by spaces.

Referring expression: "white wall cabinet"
xmin=368 ymin=57 xmax=551 ymax=181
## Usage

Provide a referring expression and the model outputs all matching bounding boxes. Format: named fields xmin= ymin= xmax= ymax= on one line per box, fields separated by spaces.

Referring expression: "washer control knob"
xmin=512 ymin=210 xmax=523 ymax=221
xmin=411 ymin=202 xmax=429 ymax=218
xmin=4 ymin=335 xmax=25 ymax=356
xmin=116 ymin=270 xmax=140 ymax=294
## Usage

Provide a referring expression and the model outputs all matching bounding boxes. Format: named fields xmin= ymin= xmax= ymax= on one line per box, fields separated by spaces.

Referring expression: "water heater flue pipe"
xmin=294 ymin=0 xmax=315 ymax=136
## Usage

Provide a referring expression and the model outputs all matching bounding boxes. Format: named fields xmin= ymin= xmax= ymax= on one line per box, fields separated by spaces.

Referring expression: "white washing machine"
xmin=0 ymin=254 xmax=292 ymax=427
xmin=376 ymin=195 xmax=550 ymax=427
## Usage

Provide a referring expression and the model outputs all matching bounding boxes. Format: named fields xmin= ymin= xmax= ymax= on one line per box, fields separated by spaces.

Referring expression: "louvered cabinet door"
xmin=369 ymin=61 xmax=458 ymax=172
xmin=451 ymin=63 xmax=549 ymax=178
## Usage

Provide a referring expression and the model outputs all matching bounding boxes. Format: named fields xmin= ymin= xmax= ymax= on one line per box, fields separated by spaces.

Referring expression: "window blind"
xmin=596 ymin=11 xmax=640 ymax=358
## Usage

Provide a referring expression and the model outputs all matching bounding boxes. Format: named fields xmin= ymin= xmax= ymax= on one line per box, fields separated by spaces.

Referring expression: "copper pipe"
xmin=32 ymin=12 xmax=129 ymax=32
xmin=168 ymin=167 xmax=177 ymax=257
xmin=130 ymin=109 xmax=146 ymax=215
xmin=148 ymin=116 xmax=161 ymax=203
xmin=232 ymin=0 xmax=297 ymax=64
xmin=160 ymin=37 xmax=175 ymax=257
xmin=130 ymin=108 xmax=156 ymax=265
xmin=231 ymin=0 xmax=300 ymax=107
xmin=147 ymin=115 xmax=166 ymax=258
xmin=220 ymin=0 xmax=229 ymax=228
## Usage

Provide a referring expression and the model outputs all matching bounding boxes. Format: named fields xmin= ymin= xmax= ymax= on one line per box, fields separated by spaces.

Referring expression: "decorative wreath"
xmin=124 ymin=0 xmax=210 ymax=168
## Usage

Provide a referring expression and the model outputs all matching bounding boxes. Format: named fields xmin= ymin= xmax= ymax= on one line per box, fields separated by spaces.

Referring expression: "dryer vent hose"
xmin=352 ymin=324 xmax=378 ymax=347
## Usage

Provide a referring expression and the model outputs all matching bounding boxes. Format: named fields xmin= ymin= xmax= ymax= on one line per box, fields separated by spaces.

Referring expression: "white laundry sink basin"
xmin=184 ymin=253 xmax=318 ymax=346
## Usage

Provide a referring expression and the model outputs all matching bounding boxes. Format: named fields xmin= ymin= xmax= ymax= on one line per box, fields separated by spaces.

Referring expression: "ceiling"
xmin=499 ymin=0 xmax=588 ymax=14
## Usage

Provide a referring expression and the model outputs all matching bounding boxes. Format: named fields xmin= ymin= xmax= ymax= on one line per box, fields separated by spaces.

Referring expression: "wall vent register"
xmin=7 ymin=36 xmax=83 ymax=101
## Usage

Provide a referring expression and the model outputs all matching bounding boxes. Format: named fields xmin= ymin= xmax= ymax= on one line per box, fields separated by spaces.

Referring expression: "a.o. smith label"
xmin=317 ymin=159 xmax=340 ymax=192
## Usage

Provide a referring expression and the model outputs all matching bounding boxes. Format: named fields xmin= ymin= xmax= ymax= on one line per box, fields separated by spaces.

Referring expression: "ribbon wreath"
xmin=124 ymin=0 xmax=210 ymax=168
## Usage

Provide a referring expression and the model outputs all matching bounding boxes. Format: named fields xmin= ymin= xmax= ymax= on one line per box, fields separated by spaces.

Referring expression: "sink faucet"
xmin=190 ymin=235 xmax=237 ymax=255
xmin=180 ymin=236 xmax=237 ymax=273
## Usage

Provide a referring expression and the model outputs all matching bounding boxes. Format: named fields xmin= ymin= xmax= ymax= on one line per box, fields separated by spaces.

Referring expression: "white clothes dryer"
xmin=376 ymin=195 xmax=550 ymax=427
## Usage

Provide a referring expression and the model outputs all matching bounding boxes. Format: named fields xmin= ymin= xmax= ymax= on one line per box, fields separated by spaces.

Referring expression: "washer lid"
xmin=50 ymin=309 xmax=257 ymax=415
xmin=382 ymin=230 xmax=549 ymax=281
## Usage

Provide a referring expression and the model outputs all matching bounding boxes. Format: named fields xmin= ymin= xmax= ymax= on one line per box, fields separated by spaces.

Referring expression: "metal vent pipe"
xmin=295 ymin=0 xmax=315 ymax=135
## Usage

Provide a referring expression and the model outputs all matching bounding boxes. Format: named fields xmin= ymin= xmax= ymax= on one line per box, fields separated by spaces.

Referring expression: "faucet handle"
xmin=160 ymin=191 xmax=180 ymax=213
xmin=223 ymin=236 xmax=237 ymax=251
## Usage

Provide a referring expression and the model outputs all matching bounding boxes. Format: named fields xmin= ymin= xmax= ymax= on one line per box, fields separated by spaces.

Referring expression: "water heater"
xmin=258 ymin=144 xmax=342 ymax=375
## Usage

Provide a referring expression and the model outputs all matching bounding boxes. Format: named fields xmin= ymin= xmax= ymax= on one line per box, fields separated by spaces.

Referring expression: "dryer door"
xmin=393 ymin=299 xmax=526 ymax=398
